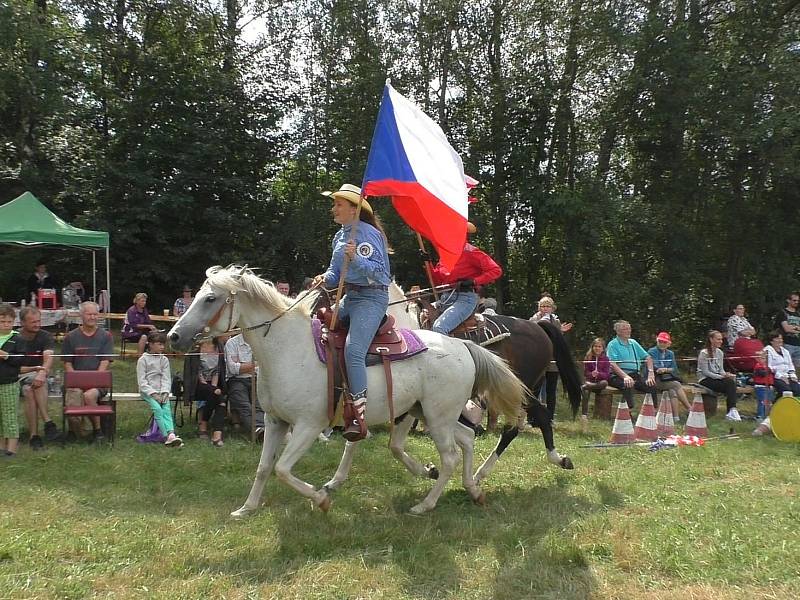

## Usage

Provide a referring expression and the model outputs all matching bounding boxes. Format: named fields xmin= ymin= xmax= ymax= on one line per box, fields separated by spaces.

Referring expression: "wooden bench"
xmin=591 ymin=383 xmax=754 ymax=419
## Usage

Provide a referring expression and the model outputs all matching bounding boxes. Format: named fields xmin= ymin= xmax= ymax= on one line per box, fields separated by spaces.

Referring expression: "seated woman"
xmin=648 ymin=332 xmax=691 ymax=420
xmin=766 ymin=331 xmax=800 ymax=397
xmin=173 ymin=285 xmax=194 ymax=317
xmin=696 ymin=330 xmax=740 ymax=421
xmin=726 ymin=304 xmax=757 ymax=351
xmin=122 ymin=292 xmax=157 ymax=355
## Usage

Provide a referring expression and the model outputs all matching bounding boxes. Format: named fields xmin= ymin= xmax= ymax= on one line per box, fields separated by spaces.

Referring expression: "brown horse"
xmin=388 ymin=284 xmax=582 ymax=479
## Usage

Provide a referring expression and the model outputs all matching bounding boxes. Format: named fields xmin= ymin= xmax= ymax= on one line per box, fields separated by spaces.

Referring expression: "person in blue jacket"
xmin=314 ymin=184 xmax=392 ymax=441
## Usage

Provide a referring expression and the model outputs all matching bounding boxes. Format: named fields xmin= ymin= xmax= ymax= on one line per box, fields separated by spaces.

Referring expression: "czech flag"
xmin=362 ymin=83 xmax=469 ymax=270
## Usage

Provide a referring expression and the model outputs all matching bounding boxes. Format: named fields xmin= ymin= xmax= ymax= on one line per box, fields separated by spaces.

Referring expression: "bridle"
xmin=194 ymin=282 xmax=322 ymax=341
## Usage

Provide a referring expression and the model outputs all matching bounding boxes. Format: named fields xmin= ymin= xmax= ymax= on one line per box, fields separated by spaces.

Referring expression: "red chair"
xmin=62 ymin=370 xmax=116 ymax=444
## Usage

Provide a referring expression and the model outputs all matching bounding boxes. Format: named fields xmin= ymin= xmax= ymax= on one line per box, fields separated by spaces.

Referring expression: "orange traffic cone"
xmin=684 ymin=393 xmax=708 ymax=437
xmin=655 ymin=391 xmax=675 ymax=436
xmin=610 ymin=400 xmax=635 ymax=444
xmin=634 ymin=394 xmax=658 ymax=441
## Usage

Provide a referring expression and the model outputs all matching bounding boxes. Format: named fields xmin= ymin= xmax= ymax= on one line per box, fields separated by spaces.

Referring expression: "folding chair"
xmin=62 ymin=370 xmax=116 ymax=444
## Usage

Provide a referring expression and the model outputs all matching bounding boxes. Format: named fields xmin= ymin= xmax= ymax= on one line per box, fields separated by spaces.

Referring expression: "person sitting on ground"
xmin=529 ymin=296 xmax=572 ymax=420
xmin=648 ymin=331 xmax=691 ymax=421
xmin=697 ymin=329 xmax=740 ymax=421
xmin=122 ymin=292 xmax=158 ymax=355
xmin=61 ymin=301 xmax=115 ymax=443
xmin=606 ymin=320 xmax=657 ymax=416
xmin=225 ymin=333 xmax=265 ymax=441
xmin=185 ymin=337 xmax=227 ymax=447
xmin=581 ymin=337 xmax=610 ymax=428
xmin=137 ymin=331 xmax=183 ymax=447
xmin=26 ymin=261 xmax=58 ymax=305
xmin=774 ymin=291 xmax=800 ymax=370
xmin=173 ymin=285 xmax=194 ymax=317
xmin=430 ymin=222 xmax=502 ymax=335
xmin=726 ymin=304 xmax=757 ymax=351
xmin=765 ymin=331 xmax=800 ymax=397
xmin=16 ymin=306 xmax=61 ymax=450
xmin=0 ymin=304 xmax=26 ymax=458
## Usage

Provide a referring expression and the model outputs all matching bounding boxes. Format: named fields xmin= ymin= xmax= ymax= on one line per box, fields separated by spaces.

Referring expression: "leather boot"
xmin=343 ymin=393 xmax=367 ymax=442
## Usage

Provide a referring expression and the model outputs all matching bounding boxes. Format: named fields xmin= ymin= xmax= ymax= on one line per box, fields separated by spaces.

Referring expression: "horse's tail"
xmin=536 ymin=320 xmax=583 ymax=417
xmin=464 ymin=341 xmax=527 ymax=423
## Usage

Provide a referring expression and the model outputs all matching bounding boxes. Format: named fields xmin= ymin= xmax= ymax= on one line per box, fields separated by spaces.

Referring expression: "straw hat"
xmin=322 ymin=184 xmax=373 ymax=215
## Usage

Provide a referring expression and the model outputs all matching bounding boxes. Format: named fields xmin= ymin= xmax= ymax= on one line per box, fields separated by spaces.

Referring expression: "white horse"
xmin=167 ymin=266 xmax=526 ymax=515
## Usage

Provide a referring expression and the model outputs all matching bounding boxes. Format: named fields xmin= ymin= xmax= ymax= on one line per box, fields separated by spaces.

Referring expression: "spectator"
xmin=581 ymin=337 xmax=610 ymax=428
xmin=184 ymin=338 xmax=227 ymax=446
xmin=0 ymin=304 xmax=26 ymax=457
xmin=122 ymin=292 xmax=157 ymax=355
xmin=62 ymin=301 xmax=114 ymax=442
xmin=726 ymin=304 xmax=757 ymax=350
xmin=478 ymin=297 xmax=498 ymax=316
xmin=606 ymin=320 xmax=657 ymax=416
xmin=648 ymin=332 xmax=691 ymax=421
xmin=173 ymin=285 xmax=194 ymax=317
xmin=728 ymin=335 xmax=765 ymax=373
xmin=774 ymin=292 xmax=800 ymax=369
xmin=225 ymin=334 xmax=264 ymax=441
xmin=26 ymin=261 xmax=58 ymax=305
xmin=16 ymin=307 xmax=61 ymax=450
xmin=765 ymin=331 xmax=800 ymax=397
xmin=529 ymin=296 xmax=571 ymax=420
xmin=697 ymin=329 xmax=740 ymax=421
xmin=136 ymin=331 xmax=183 ymax=447
xmin=276 ymin=281 xmax=291 ymax=296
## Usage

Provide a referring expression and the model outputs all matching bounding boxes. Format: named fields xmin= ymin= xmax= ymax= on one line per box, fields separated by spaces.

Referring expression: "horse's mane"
xmin=205 ymin=265 xmax=317 ymax=317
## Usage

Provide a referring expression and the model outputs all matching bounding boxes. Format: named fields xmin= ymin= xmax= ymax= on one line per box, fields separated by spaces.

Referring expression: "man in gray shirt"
xmin=61 ymin=302 xmax=114 ymax=442
xmin=224 ymin=334 xmax=265 ymax=441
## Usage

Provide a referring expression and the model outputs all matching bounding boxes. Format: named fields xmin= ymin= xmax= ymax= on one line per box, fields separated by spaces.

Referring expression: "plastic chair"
xmin=62 ymin=370 xmax=116 ymax=444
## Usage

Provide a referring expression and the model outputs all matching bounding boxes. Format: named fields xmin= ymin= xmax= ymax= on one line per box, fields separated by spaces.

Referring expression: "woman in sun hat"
xmin=313 ymin=184 xmax=392 ymax=442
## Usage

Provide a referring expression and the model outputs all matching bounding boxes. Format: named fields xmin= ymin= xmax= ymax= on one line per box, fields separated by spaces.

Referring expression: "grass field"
xmin=2 ymin=345 xmax=799 ymax=599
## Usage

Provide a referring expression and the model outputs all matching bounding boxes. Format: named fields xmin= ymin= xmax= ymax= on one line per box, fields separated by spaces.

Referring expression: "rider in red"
xmin=430 ymin=222 xmax=502 ymax=335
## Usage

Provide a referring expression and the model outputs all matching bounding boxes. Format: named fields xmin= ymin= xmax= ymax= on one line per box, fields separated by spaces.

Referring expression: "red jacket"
xmin=431 ymin=243 xmax=502 ymax=287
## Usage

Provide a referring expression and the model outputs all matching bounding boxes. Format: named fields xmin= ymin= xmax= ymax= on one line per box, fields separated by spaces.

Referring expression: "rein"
xmin=196 ymin=281 xmax=323 ymax=341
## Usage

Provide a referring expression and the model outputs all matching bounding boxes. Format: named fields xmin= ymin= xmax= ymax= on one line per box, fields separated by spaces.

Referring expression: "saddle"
xmin=418 ymin=300 xmax=510 ymax=346
xmin=315 ymin=308 xmax=412 ymax=426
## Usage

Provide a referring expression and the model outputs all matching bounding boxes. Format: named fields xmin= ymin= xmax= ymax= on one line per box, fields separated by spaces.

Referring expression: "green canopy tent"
xmin=0 ymin=191 xmax=111 ymax=307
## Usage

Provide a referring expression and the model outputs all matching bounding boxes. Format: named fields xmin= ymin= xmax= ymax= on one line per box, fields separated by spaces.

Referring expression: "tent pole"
xmin=105 ymin=247 xmax=111 ymax=310
xmin=92 ymin=251 xmax=97 ymax=301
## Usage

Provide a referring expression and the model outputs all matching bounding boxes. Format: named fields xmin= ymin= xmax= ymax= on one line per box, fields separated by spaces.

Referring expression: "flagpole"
xmin=416 ymin=233 xmax=439 ymax=301
xmin=330 ymin=196 xmax=366 ymax=332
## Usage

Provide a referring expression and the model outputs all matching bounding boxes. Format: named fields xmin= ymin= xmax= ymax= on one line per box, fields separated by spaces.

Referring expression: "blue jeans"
xmin=338 ymin=288 xmax=388 ymax=396
xmin=432 ymin=290 xmax=478 ymax=335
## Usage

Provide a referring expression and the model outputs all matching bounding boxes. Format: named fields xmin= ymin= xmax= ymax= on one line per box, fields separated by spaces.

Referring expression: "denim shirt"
xmin=323 ymin=222 xmax=392 ymax=287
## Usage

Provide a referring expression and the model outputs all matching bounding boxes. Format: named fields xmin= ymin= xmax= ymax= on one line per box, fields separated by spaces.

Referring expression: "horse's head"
xmin=388 ymin=281 xmax=421 ymax=329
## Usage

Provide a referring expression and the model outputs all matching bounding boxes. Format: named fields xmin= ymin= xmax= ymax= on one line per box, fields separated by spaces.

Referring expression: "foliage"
xmin=1 ymin=0 xmax=799 ymax=353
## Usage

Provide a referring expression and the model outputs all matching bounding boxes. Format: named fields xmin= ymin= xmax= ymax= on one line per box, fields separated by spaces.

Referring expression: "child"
xmin=0 ymin=304 xmax=28 ymax=457
xmin=136 ymin=331 xmax=183 ymax=447
xmin=581 ymin=338 xmax=610 ymax=430
xmin=752 ymin=349 xmax=775 ymax=437
xmin=196 ymin=338 xmax=226 ymax=447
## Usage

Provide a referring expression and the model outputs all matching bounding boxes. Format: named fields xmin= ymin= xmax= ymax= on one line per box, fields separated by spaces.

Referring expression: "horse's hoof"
xmin=317 ymin=493 xmax=332 ymax=513
xmin=230 ymin=506 xmax=253 ymax=519
xmin=425 ymin=463 xmax=439 ymax=480
xmin=561 ymin=456 xmax=574 ymax=470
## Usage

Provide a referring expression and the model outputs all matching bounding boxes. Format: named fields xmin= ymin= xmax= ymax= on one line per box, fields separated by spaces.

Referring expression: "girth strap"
xmin=378 ymin=349 xmax=395 ymax=436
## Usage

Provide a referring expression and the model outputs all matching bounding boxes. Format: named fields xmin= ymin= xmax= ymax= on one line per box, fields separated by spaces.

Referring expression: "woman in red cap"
xmin=648 ymin=332 xmax=691 ymax=420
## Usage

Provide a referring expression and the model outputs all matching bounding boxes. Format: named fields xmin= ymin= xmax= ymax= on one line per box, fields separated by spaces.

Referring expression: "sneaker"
xmin=255 ymin=427 xmax=265 ymax=444
xmin=43 ymin=420 xmax=60 ymax=442
xmin=212 ymin=438 xmax=224 ymax=447
xmin=92 ymin=430 xmax=106 ymax=444
xmin=165 ymin=433 xmax=184 ymax=447
xmin=29 ymin=435 xmax=44 ymax=451
xmin=725 ymin=408 xmax=742 ymax=422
